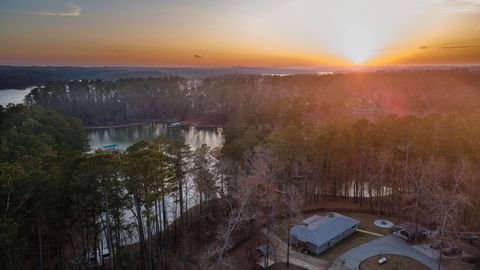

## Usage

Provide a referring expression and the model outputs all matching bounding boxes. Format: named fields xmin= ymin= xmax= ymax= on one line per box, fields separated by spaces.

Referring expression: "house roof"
xmin=398 ymin=222 xmax=427 ymax=234
xmin=290 ymin=213 xmax=359 ymax=247
xmin=256 ymin=245 xmax=275 ymax=256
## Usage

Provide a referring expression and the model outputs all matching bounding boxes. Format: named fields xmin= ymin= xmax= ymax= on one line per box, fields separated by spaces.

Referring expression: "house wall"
xmin=307 ymin=242 xmax=320 ymax=254
xmin=291 ymin=235 xmax=300 ymax=246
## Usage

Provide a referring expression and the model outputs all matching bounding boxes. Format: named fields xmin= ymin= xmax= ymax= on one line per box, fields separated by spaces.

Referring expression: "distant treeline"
xmin=0 ymin=65 xmax=324 ymax=89
xmin=0 ymin=66 xmax=160 ymax=89
xmin=25 ymin=69 xmax=480 ymax=126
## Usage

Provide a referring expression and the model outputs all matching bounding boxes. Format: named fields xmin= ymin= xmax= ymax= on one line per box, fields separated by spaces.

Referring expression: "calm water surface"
xmin=0 ymin=88 xmax=32 ymax=106
xmin=87 ymin=123 xmax=224 ymax=150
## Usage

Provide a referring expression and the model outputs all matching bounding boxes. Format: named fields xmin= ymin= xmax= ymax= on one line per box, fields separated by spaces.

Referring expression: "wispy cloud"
xmin=193 ymin=54 xmax=203 ymax=59
xmin=28 ymin=3 xmax=82 ymax=17
xmin=442 ymin=44 xmax=480 ymax=49
xmin=417 ymin=42 xmax=480 ymax=50
xmin=442 ymin=0 xmax=480 ymax=13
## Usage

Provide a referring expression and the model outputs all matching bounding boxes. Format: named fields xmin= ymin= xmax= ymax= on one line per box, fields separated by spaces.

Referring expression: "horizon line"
xmin=1 ymin=64 xmax=480 ymax=69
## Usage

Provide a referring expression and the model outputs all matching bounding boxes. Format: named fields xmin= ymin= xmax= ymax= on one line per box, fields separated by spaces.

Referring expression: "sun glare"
xmin=261 ymin=0 xmax=437 ymax=66
xmin=342 ymin=25 xmax=375 ymax=64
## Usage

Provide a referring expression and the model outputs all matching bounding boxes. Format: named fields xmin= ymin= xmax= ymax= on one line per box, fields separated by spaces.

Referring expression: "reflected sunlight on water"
xmin=87 ymin=123 xmax=224 ymax=150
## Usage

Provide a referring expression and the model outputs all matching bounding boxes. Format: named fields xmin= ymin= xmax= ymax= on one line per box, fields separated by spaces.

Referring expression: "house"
xmin=290 ymin=213 xmax=359 ymax=254
xmin=393 ymin=222 xmax=428 ymax=241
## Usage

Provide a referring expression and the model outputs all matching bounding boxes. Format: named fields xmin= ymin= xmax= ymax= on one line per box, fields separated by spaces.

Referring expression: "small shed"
xmin=255 ymin=245 xmax=276 ymax=268
xmin=290 ymin=213 xmax=359 ymax=254
xmin=394 ymin=222 xmax=428 ymax=241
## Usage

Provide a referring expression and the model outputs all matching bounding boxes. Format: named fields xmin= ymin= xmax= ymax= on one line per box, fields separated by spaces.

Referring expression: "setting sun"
xmin=342 ymin=25 xmax=375 ymax=64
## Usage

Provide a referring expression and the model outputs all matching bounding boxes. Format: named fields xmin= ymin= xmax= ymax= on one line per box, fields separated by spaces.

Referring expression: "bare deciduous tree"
xmin=245 ymin=145 xmax=284 ymax=184
xmin=423 ymin=159 xmax=472 ymax=270
xmin=212 ymin=176 xmax=260 ymax=265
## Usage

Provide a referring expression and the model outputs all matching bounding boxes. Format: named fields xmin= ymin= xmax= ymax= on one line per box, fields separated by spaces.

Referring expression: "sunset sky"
xmin=1 ymin=0 xmax=480 ymax=67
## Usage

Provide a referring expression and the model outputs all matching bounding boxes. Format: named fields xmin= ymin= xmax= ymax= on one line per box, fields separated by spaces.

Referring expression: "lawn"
xmin=359 ymin=254 xmax=430 ymax=270
xmin=314 ymin=231 xmax=377 ymax=261
xmin=341 ymin=212 xmax=402 ymax=235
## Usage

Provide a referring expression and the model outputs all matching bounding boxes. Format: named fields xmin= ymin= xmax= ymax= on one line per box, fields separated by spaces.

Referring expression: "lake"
xmin=88 ymin=123 xmax=224 ymax=254
xmin=0 ymin=88 xmax=33 ymax=106
xmin=87 ymin=123 xmax=224 ymax=150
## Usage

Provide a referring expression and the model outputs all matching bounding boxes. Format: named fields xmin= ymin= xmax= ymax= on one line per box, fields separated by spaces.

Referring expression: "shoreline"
xmin=85 ymin=120 xmax=222 ymax=130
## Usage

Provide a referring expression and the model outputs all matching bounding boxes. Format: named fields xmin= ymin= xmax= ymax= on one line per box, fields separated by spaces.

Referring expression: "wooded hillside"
xmin=25 ymin=70 xmax=480 ymax=127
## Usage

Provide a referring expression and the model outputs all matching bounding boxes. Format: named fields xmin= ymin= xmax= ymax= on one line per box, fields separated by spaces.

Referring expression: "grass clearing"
xmin=314 ymin=231 xmax=377 ymax=261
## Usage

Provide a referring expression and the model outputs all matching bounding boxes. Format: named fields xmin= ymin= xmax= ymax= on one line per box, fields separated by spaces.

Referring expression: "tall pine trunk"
xmin=37 ymin=220 xmax=43 ymax=270
xmin=134 ymin=194 xmax=147 ymax=270
xmin=104 ymin=192 xmax=114 ymax=270
xmin=162 ymin=190 xmax=168 ymax=270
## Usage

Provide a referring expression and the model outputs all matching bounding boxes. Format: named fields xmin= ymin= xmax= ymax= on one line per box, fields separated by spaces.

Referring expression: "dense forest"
xmin=0 ymin=104 xmax=219 ymax=269
xmin=0 ymin=105 xmax=87 ymax=267
xmin=26 ymin=69 xmax=480 ymax=126
xmin=2 ymin=69 xmax=480 ymax=269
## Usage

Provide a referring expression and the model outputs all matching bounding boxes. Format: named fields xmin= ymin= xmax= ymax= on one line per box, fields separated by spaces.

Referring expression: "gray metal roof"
xmin=290 ymin=213 xmax=359 ymax=247
xmin=256 ymin=245 xmax=276 ymax=256
xmin=397 ymin=222 xmax=427 ymax=234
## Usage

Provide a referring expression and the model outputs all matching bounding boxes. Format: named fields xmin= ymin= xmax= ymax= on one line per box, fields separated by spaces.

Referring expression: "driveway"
xmin=333 ymin=234 xmax=448 ymax=270
xmin=261 ymin=228 xmax=329 ymax=270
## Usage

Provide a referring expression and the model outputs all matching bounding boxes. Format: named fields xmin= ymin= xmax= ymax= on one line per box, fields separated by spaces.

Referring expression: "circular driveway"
xmin=334 ymin=234 xmax=448 ymax=270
